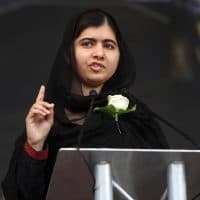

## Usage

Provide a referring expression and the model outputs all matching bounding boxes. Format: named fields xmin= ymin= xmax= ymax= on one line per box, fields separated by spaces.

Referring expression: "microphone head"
xmin=89 ymin=90 xmax=97 ymax=96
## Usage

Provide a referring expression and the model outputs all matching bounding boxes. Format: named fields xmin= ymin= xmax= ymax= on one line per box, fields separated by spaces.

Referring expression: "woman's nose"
xmin=92 ymin=44 xmax=105 ymax=60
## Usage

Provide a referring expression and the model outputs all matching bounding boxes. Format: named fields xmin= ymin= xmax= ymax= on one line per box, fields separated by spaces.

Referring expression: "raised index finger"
xmin=36 ymin=85 xmax=45 ymax=102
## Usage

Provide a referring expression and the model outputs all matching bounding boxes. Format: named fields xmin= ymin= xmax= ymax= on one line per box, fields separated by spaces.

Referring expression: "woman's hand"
xmin=25 ymin=85 xmax=54 ymax=151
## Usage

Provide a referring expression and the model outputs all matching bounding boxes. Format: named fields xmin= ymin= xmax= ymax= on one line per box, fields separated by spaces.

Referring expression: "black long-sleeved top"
xmin=2 ymin=95 xmax=168 ymax=200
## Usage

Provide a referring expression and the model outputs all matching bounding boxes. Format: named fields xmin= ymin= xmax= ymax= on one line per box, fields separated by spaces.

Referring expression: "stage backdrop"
xmin=0 ymin=1 xmax=200 ymax=186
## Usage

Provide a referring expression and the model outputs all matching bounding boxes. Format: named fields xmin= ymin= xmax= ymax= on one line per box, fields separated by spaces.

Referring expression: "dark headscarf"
xmin=45 ymin=9 xmax=136 ymax=123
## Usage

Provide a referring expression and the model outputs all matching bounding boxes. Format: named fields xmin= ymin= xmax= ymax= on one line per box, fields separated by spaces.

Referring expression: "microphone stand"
xmin=76 ymin=90 xmax=97 ymax=193
xmin=77 ymin=90 xmax=97 ymax=147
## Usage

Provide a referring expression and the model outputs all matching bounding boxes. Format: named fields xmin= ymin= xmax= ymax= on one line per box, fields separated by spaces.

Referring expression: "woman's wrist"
xmin=27 ymin=139 xmax=45 ymax=151
xmin=24 ymin=141 xmax=48 ymax=160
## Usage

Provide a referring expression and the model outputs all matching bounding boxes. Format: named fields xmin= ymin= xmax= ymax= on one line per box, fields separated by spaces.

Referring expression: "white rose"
xmin=107 ymin=95 xmax=129 ymax=110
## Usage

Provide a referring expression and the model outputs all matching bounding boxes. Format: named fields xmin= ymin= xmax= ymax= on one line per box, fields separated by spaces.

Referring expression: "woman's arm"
xmin=2 ymin=134 xmax=49 ymax=200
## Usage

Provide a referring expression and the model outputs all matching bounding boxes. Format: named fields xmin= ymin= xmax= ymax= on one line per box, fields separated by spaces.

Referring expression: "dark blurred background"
xmin=0 ymin=0 xmax=200 ymax=185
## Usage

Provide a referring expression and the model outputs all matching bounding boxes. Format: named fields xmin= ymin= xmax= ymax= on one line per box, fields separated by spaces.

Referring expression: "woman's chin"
xmin=82 ymin=79 xmax=105 ymax=89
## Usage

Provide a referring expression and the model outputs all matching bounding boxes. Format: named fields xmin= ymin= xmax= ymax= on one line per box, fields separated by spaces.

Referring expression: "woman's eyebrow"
xmin=79 ymin=37 xmax=96 ymax=42
xmin=79 ymin=38 xmax=117 ymax=45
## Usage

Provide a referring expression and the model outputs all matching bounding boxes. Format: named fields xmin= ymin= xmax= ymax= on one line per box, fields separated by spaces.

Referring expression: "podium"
xmin=46 ymin=148 xmax=200 ymax=200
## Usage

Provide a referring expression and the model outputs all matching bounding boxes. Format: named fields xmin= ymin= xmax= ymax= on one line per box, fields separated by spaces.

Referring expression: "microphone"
xmin=89 ymin=90 xmax=97 ymax=96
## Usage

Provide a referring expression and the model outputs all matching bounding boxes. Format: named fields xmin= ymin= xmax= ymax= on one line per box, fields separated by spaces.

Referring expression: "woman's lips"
xmin=89 ymin=62 xmax=105 ymax=72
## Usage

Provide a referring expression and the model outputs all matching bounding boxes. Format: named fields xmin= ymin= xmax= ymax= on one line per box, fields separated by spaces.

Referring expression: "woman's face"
xmin=74 ymin=22 xmax=120 ymax=90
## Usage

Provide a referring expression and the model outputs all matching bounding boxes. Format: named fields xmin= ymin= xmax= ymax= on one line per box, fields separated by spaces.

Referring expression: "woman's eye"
xmin=104 ymin=43 xmax=115 ymax=49
xmin=81 ymin=41 xmax=93 ymax=48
